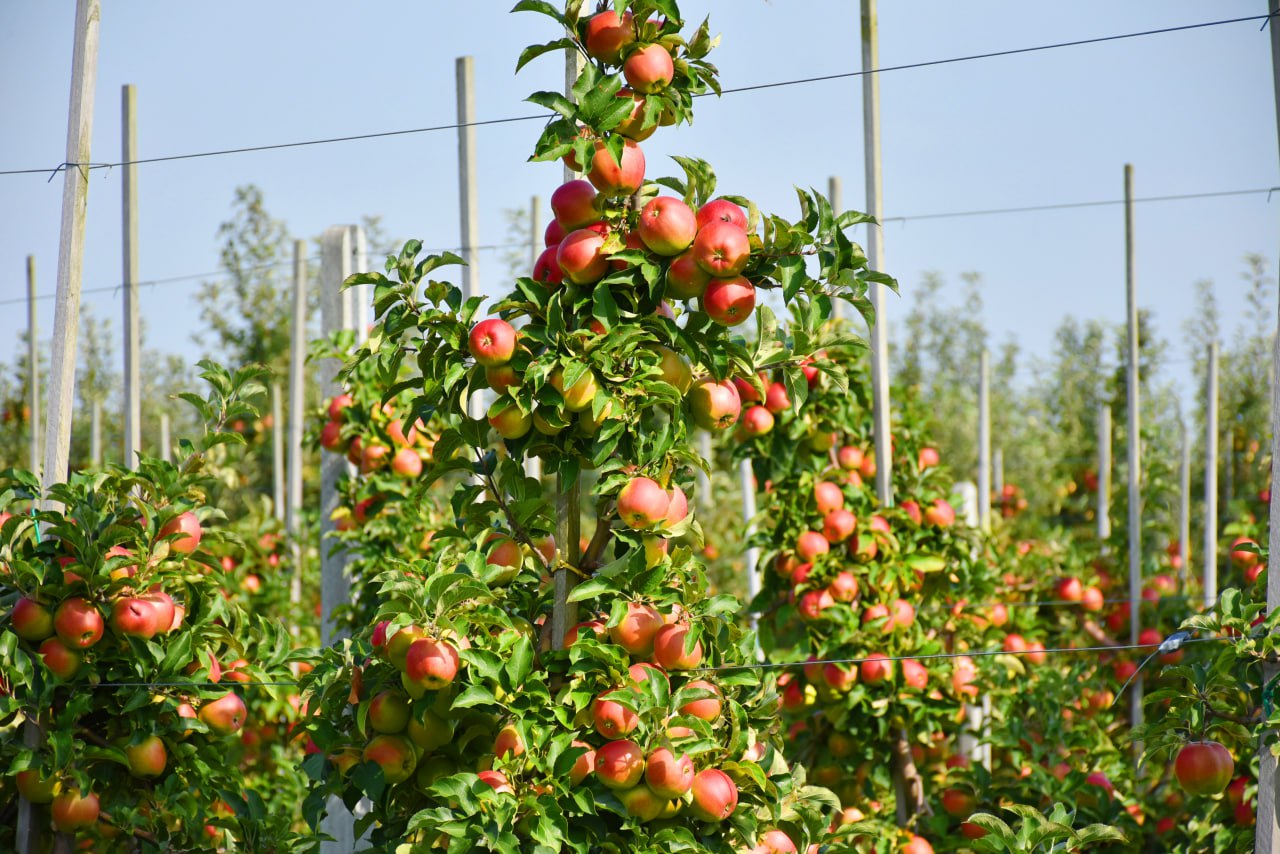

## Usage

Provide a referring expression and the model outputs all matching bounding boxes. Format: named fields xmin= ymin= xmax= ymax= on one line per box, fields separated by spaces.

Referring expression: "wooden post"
xmin=862 ymin=0 xmax=892 ymax=511
xmin=319 ymin=226 xmax=356 ymax=854
xmin=287 ymin=239 xmax=307 ymax=605
xmin=20 ymin=2 xmax=100 ymax=851
xmin=738 ymin=458 xmax=760 ymax=638
xmin=89 ymin=399 xmax=101 ymax=466
xmin=271 ymin=383 xmax=284 ymax=522
xmin=26 ymin=257 xmax=39 ymax=476
xmin=1179 ymin=423 xmax=1191 ymax=592
xmin=1098 ymin=406 xmax=1112 ymax=542
xmin=122 ymin=84 xmax=140 ymax=467
xmin=350 ymin=225 xmax=369 ymax=343
xmin=977 ymin=350 xmax=991 ymax=533
xmin=1205 ymin=341 xmax=1220 ymax=608
xmin=829 ymin=176 xmax=843 ymax=321
xmin=1123 ymin=164 xmax=1143 ymax=743
xmin=159 ymin=413 xmax=171 ymax=463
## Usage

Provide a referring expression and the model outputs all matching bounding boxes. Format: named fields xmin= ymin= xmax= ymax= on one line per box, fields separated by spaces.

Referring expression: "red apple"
xmin=623 ymin=43 xmax=674 ymax=94
xmin=596 ymin=739 xmax=645 ymax=788
xmin=51 ymin=789 xmax=99 ymax=831
xmin=924 ymin=499 xmax=955 ymax=527
xmin=702 ymin=276 xmax=756 ymax=326
xmin=199 ymin=692 xmax=247 ymax=735
xmin=468 ymin=318 xmax=517 ymax=367
xmin=652 ymin=623 xmax=703 ymax=670
xmin=680 ymin=680 xmax=723 ymax=722
xmin=11 ymin=597 xmax=54 ymax=641
xmin=584 ymin=10 xmax=634 ymax=63
xmin=740 ymin=405 xmax=774 ymax=437
xmin=569 ymin=740 xmax=596 ymax=785
xmin=696 ymin=199 xmax=748 ymax=231
xmin=823 ymin=509 xmax=856 ymax=543
xmin=110 ymin=597 xmax=161 ymax=640
xmin=666 ymin=249 xmax=711 ymax=300
xmin=369 ymin=690 xmax=412 ymax=734
xmin=532 ymin=245 xmax=564 ymax=286
xmin=405 ymin=638 xmax=460 ymax=690
xmin=1175 ymin=741 xmax=1234 ymax=795
xmin=617 ymin=476 xmax=671 ymax=529
xmin=327 ymin=393 xmax=354 ymax=421
xmin=829 ymin=571 xmax=859 ymax=602
xmin=593 ymin=688 xmax=640 ymax=738
xmin=363 ymin=734 xmax=416 ymax=784
xmin=687 ymin=377 xmax=741 ymax=430
xmin=124 ymin=734 xmax=167 ymax=777
xmin=160 ymin=511 xmax=203 ymax=554
xmin=587 ymin=139 xmax=645 ymax=197
xmin=544 ymin=219 xmax=565 ymax=247
xmin=645 ymin=747 xmax=694 ymax=798
xmin=39 ymin=637 xmax=82 ymax=679
xmin=689 ymin=768 xmax=738 ymax=821
xmin=609 ymin=602 xmax=664 ymax=657
xmin=638 ymin=197 xmax=697 ymax=256
xmin=550 ymin=179 xmax=599 ymax=230
xmin=488 ymin=401 xmax=532 ymax=440
xmin=54 ymin=598 xmax=103 ymax=649
xmin=814 ymin=481 xmax=844 ymax=514
xmin=692 ymin=221 xmax=750 ymax=278
xmin=901 ymin=658 xmax=928 ymax=689
xmin=557 ymin=227 xmax=610 ymax=285
xmin=860 ymin=653 xmax=892 ymax=683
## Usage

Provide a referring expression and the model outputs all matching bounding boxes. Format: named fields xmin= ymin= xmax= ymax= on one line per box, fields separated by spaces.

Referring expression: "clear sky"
xmin=1 ymin=2 xmax=1277 ymax=403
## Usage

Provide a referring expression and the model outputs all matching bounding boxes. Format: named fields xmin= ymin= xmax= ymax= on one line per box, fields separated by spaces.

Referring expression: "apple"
xmin=550 ymin=179 xmax=599 ymax=230
xmin=15 ymin=769 xmax=61 ymax=803
xmin=696 ymin=199 xmax=748 ymax=231
xmin=593 ymin=688 xmax=640 ymax=738
xmin=51 ymin=789 xmax=99 ymax=831
xmin=11 ymin=597 xmax=54 ymax=641
xmin=569 ymin=741 xmax=596 ymax=785
xmin=199 ymin=692 xmax=247 ymax=735
xmin=1232 ymin=537 xmax=1260 ymax=568
xmin=796 ymin=530 xmax=829 ymax=561
xmin=688 ymin=378 xmax=741 ymax=430
xmin=557 ymin=227 xmax=610 ymax=284
xmin=390 ymin=447 xmax=423 ymax=478
xmin=38 ymin=637 xmax=81 ymax=678
xmin=360 ymin=442 xmax=390 ymax=473
xmin=327 ymin=393 xmax=354 ymax=421
xmin=666 ymin=249 xmax=711 ymax=299
xmin=143 ymin=588 xmax=177 ymax=633
xmin=614 ymin=88 xmax=656 ymax=141
xmin=902 ymin=835 xmax=934 ymax=854
xmin=740 ymin=405 xmax=774 ymax=437
xmin=160 ymin=511 xmax=203 ymax=554
xmin=319 ymin=420 xmax=345 ymax=451
xmin=901 ymin=658 xmax=928 ymax=689
xmin=468 ymin=318 xmax=517 ymax=367
xmin=477 ymin=769 xmax=514 ymax=795
xmin=111 ymin=597 xmax=161 ymax=639
xmin=1081 ymin=585 xmax=1105 ymax=611
xmin=494 ymin=724 xmax=525 ymax=759
xmin=584 ymin=9 xmax=634 ymax=63
xmin=533 ymin=245 xmax=563 ymax=285
xmin=798 ymin=589 xmax=835 ymax=622
xmin=1175 ymin=741 xmax=1233 ymax=795
xmin=623 ymin=43 xmax=674 ymax=93
xmin=814 ymin=481 xmax=844 ymax=514
xmin=617 ymin=476 xmax=672 ymax=529
xmin=407 ymin=708 xmax=454 ymax=751
xmin=752 ymin=829 xmax=798 ymax=853
xmin=692 ymin=221 xmax=750 ymax=277
xmin=609 ymin=601 xmax=664 ymax=656
xmin=544 ymin=219 xmax=565 ymax=247
xmin=823 ymin=663 xmax=857 ymax=692
xmin=1025 ymin=641 xmax=1047 ymax=665
xmin=54 ymin=598 xmax=103 ymax=649
xmin=645 ymin=747 xmax=694 ymax=798
xmin=924 ymin=499 xmax=955 ymax=527
xmin=363 ymin=734 xmax=417 ymax=784
xmin=829 ymin=571 xmax=859 ymax=602
xmin=918 ymin=447 xmax=940 ymax=469
xmin=596 ymin=738 xmax=646 ymax=789
xmin=617 ymin=782 xmax=666 ymax=822
xmin=124 ymin=734 xmax=167 ymax=777
xmin=823 ymin=509 xmax=856 ymax=543
xmin=551 ymin=367 xmax=599 ymax=412
xmin=860 ymin=653 xmax=892 ymax=683
xmin=488 ymin=401 xmax=532 ymax=440
xmin=405 ymin=638 xmax=460 ymax=690
xmin=837 ymin=446 xmax=864 ymax=471
xmin=702 ymin=276 xmax=756 ymax=326
xmin=680 ymin=680 xmax=723 ymax=721
xmin=652 ymin=345 xmax=692 ymax=393
xmin=586 ymin=139 xmax=645 ymax=197
xmin=369 ymin=690 xmax=412 ymax=734
xmin=689 ymin=768 xmax=738 ymax=821
xmin=638 ymin=197 xmax=697 ymax=256
xmin=652 ymin=623 xmax=702 ymax=670
xmin=664 ymin=484 xmax=689 ymax=527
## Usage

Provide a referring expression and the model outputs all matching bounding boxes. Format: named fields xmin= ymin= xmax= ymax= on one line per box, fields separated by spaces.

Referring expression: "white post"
xmin=287 ymin=240 xmax=307 ymax=606
xmin=1205 ymin=341 xmax=1220 ymax=608
xmin=955 ymin=479 xmax=985 ymax=766
xmin=271 ymin=383 xmax=284 ymax=522
xmin=737 ymin=459 xmax=760 ymax=639
xmin=564 ymin=51 xmax=582 ymax=182
xmin=977 ymin=350 xmax=991 ymax=533
xmin=1098 ymin=407 xmax=1112 ymax=542
xmin=26 ymin=257 xmax=39 ymax=477
xmin=319 ymin=226 xmax=356 ymax=854
xmin=862 ymin=0 xmax=892 ymax=510
xmin=89 ymin=399 xmax=101 ymax=467
xmin=159 ymin=413 xmax=171 ymax=463
xmin=1123 ymin=164 xmax=1143 ymax=743
xmin=524 ymin=196 xmax=543 ymax=482
xmin=456 ymin=56 xmax=483 ymax=422
xmin=350 ymin=225 xmax=369 ymax=343
xmin=21 ymin=3 xmax=99 ymax=851
xmin=993 ymin=448 xmax=1004 ymax=498
xmin=829 ymin=176 xmax=844 ymax=321
xmin=122 ymin=83 xmax=141 ymax=467
xmin=1179 ymin=423 xmax=1191 ymax=592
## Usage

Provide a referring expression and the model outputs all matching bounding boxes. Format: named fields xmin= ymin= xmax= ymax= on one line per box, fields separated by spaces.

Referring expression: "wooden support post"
xmin=89 ymin=399 xmax=101 ymax=467
xmin=159 ymin=413 xmax=171 ymax=463
xmin=977 ymin=350 xmax=991 ymax=533
xmin=1123 ymin=164 xmax=1143 ymax=745
xmin=1098 ymin=406 xmax=1112 ymax=542
xmin=122 ymin=84 xmax=140 ymax=467
xmin=26 ymin=257 xmax=39 ymax=476
xmin=20 ymin=3 xmax=100 ymax=851
xmin=271 ymin=383 xmax=284 ymax=522
xmin=1205 ymin=341 xmax=1220 ymax=607
xmin=1179 ymin=423 xmax=1191 ymax=592
xmin=287 ymin=240 xmax=307 ymax=606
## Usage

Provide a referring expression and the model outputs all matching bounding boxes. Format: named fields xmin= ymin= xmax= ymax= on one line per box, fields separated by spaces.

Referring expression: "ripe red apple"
xmin=918 ymin=447 xmax=940 ymax=469
xmin=532 ymin=246 xmax=564 ymax=286
xmin=584 ymin=9 xmax=634 ymax=63
xmin=1081 ymin=585 xmax=1105 ymax=611
xmin=623 ymin=43 xmax=674 ymax=94
xmin=143 ymin=588 xmax=177 ymax=633
xmin=468 ymin=318 xmax=517 ymax=367
xmin=829 ymin=571 xmax=859 ymax=602
xmin=587 ymin=139 xmax=645 ymax=197
xmin=596 ymin=738 xmax=646 ymax=789
xmin=1232 ymin=537 xmax=1260 ymax=568
xmin=478 ymin=769 xmax=514 ymax=795
xmin=124 ymin=734 xmax=167 ymax=777
xmin=692 ymin=221 xmax=750 ymax=278
xmin=51 ymin=789 xmax=99 ymax=831
xmin=319 ymin=420 xmax=345 ymax=451
xmin=39 ymin=637 xmax=82 ymax=679
xmin=638 ymin=197 xmax=697 ymax=256
xmin=740 ymin=405 xmax=774 ymax=437
xmin=837 ymin=446 xmax=864 ymax=471
xmin=652 ymin=623 xmax=703 ymax=670
xmin=160 ymin=511 xmax=203 ymax=554
xmin=702 ymin=276 xmax=756 ymax=326
xmin=860 ymin=653 xmax=892 ymax=683
xmin=1025 ymin=641 xmax=1047 ymax=665
xmin=617 ymin=476 xmax=671 ymax=529
xmin=752 ymin=829 xmax=798 ymax=853
xmin=823 ymin=509 xmax=857 ymax=543
xmin=798 ymin=589 xmax=835 ymax=622
xmin=544 ymin=219 xmax=565 ymax=247
xmin=664 ymin=484 xmax=689 ymax=528
xmin=405 ymin=638 xmax=460 ymax=690
xmin=363 ymin=734 xmax=416 ymax=784
xmin=609 ymin=602 xmax=664 ymax=657
xmin=11 ymin=597 xmax=54 ymax=641
xmin=924 ymin=499 xmax=955 ymax=527
xmin=901 ymin=658 xmax=928 ymax=689
xmin=1175 ymin=741 xmax=1234 ymax=795
xmin=902 ymin=835 xmax=934 ymax=854
xmin=823 ymin=663 xmax=857 ymax=692
xmin=763 ymin=382 xmax=790 ymax=414
xmin=54 ymin=598 xmax=103 ymax=649
xmin=199 ymin=692 xmax=247 ymax=735
xmin=390 ymin=447 xmax=423 ymax=478
xmin=557 ymin=227 xmax=610 ymax=284
xmin=795 ymin=530 xmax=829 ymax=562
xmin=1057 ymin=577 xmax=1084 ymax=602
xmin=569 ymin=740 xmax=596 ymax=785
xmin=696 ymin=199 xmax=748 ymax=231
xmin=814 ymin=481 xmax=844 ymax=514
xmin=688 ymin=378 xmax=742 ymax=430
xmin=689 ymin=768 xmax=738 ymax=821
xmin=666 ymin=249 xmax=711 ymax=299
xmin=111 ymin=597 xmax=161 ymax=640
xmin=680 ymin=680 xmax=723 ymax=722
xmin=327 ymin=393 xmax=354 ymax=421
xmin=645 ymin=747 xmax=694 ymax=798
xmin=593 ymin=688 xmax=640 ymax=738
xmin=550 ymin=179 xmax=599 ymax=230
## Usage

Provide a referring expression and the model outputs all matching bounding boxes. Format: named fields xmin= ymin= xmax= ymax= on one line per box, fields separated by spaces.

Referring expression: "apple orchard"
xmin=1 ymin=2 xmax=1275 ymax=854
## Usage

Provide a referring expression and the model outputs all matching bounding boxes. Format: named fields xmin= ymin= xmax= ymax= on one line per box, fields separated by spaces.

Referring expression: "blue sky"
xmin=1 ymin=2 xmax=1276 ymax=399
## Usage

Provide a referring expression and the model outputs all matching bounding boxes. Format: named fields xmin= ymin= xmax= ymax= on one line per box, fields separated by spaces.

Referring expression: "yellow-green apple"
xmin=687 ymin=377 xmax=741 ymax=430
xmin=407 ymin=707 xmax=453 ymax=750
xmin=550 ymin=179 xmax=599 ymax=230
xmin=557 ymin=228 xmax=610 ymax=284
xmin=652 ymin=345 xmax=692 ymax=392
xmin=468 ymin=318 xmax=517 ymax=367
xmin=692 ymin=221 xmax=750 ymax=277
xmin=666 ymin=249 xmax=711 ymax=299
xmin=689 ymin=769 xmax=738 ymax=821
xmin=485 ymin=535 xmax=523 ymax=586
xmin=11 ymin=597 xmax=54 ymax=641
xmin=363 ymin=734 xmax=417 ymax=784
xmin=15 ymin=769 xmax=60 ymax=803
xmin=551 ymin=368 xmax=598 ymax=412
xmin=587 ymin=139 xmax=646 ymax=197
xmin=405 ymin=638 xmax=460 ymax=690
xmin=596 ymin=738 xmax=645 ymax=789
xmin=54 ymin=598 xmax=103 ymax=649
xmin=617 ymin=476 xmax=671 ymax=529
xmin=608 ymin=601 xmax=664 ymax=656
xmin=199 ymin=692 xmax=247 ymax=735
xmin=159 ymin=511 xmax=202 ymax=554
xmin=51 ymin=789 xmax=99 ymax=830
xmin=369 ymin=690 xmax=412 ymax=734
xmin=584 ymin=9 xmax=634 ymax=63
xmin=488 ymin=401 xmax=532 ymax=440
xmin=702 ymin=276 xmax=756 ymax=326
xmin=638 ymin=197 xmax=697 ymax=256
xmin=623 ymin=43 xmax=674 ymax=93
xmin=124 ymin=734 xmax=167 ymax=777
xmin=652 ymin=623 xmax=702 ymax=670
